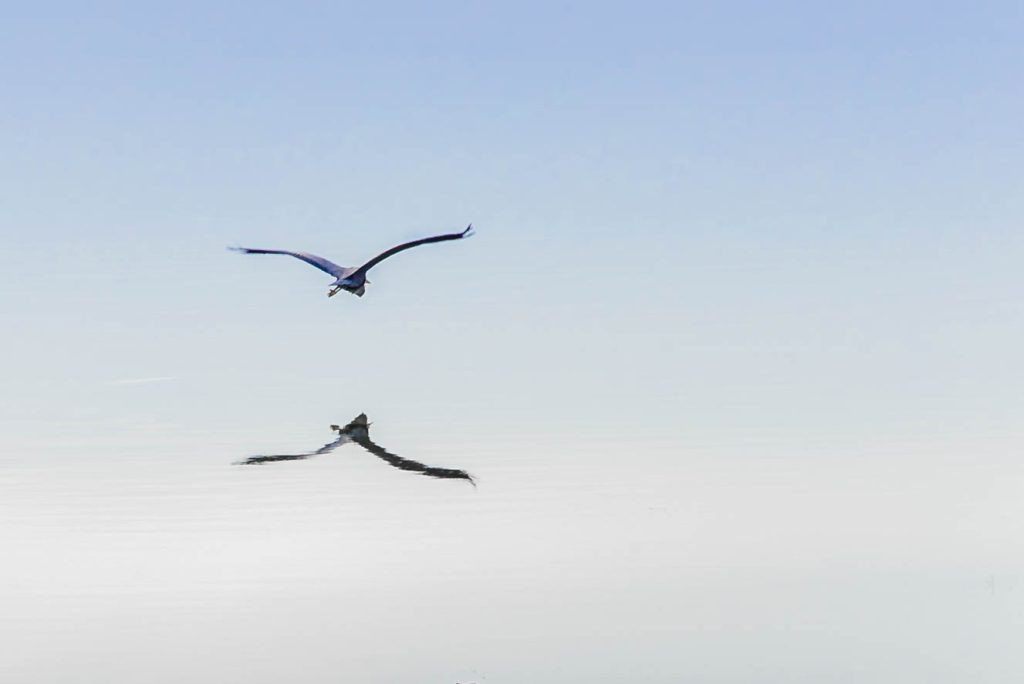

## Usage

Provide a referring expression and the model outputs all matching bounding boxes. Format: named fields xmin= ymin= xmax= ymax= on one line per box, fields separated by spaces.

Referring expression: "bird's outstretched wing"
xmin=348 ymin=431 xmax=476 ymax=485
xmin=229 ymin=247 xmax=348 ymax=278
xmin=350 ymin=224 xmax=474 ymax=278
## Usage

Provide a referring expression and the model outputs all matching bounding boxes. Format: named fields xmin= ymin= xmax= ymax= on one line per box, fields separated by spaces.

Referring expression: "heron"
xmin=229 ymin=224 xmax=474 ymax=297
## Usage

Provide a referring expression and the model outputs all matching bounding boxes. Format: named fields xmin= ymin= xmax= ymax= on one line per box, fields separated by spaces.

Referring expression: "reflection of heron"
xmin=236 ymin=413 xmax=476 ymax=485
xmin=229 ymin=224 xmax=474 ymax=298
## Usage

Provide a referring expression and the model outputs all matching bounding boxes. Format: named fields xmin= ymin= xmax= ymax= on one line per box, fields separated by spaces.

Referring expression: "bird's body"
xmin=230 ymin=224 xmax=474 ymax=298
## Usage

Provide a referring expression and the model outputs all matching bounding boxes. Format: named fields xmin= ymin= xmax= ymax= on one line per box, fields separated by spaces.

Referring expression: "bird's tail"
xmin=462 ymin=223 xmax=475 ymax=237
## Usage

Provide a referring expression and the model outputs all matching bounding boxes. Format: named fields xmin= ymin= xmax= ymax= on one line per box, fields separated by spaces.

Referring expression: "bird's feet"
xmin=327 ymin=287 xmax=340 ymax=297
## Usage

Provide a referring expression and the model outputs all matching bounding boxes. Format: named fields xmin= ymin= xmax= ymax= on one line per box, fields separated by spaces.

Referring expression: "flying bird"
xmin=236 ymin=413 xmax=476 ymax=485
xmin=229 ymin=224 xmax=474 ymax=297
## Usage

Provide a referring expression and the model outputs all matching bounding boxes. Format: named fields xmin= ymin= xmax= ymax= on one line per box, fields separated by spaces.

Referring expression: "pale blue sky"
xmin=2 ymin=0 xmax=1021 ymax=447
xmin=2 ymin=3 xmax=1024 ymax=682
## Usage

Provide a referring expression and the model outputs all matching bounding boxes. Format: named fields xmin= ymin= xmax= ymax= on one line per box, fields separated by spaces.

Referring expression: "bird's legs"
xmin=327 ymin=286 xmax=341 ymax=297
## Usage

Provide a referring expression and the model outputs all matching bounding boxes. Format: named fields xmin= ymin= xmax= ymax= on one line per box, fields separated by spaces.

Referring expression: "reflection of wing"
xmin=235 ymin=418 xmax=362 ymax=466
xmin=237 ymin=451 xmax=319 ymax=465
xmin=349 ymin=432 xmax=476 ymax=485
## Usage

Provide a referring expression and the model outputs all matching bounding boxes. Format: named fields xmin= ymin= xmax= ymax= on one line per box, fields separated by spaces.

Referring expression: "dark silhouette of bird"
xmin=236 ymin=413 xmax=476 ymax=485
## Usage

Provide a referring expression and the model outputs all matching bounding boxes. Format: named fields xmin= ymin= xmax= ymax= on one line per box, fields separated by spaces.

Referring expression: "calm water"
xmin=2 ymin=404 xmax=1021 ymax=683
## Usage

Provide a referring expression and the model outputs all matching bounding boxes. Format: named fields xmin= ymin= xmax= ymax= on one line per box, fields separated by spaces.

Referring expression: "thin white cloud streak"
xmin=105 ymin=376 xmax=176 ymax=386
